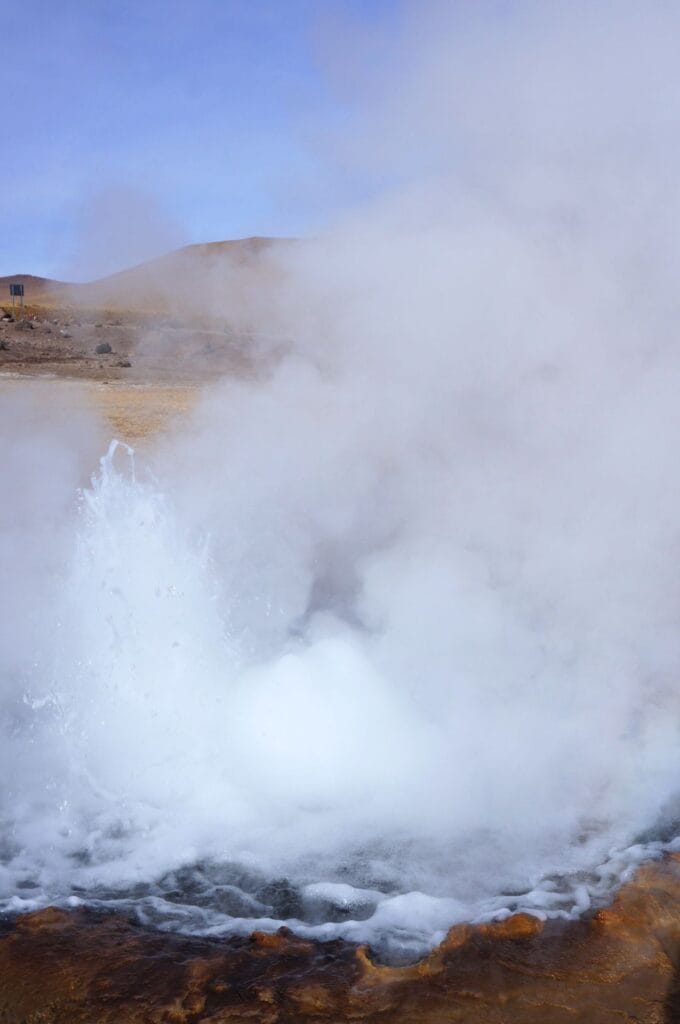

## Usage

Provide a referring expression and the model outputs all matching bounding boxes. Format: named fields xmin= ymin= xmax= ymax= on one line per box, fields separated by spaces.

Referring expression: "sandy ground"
xmin=0 ymin=373 xmax=198 ymax=445
xmin=0 ymin=302 xmax=251 ymax=444
xmin=0 ymin=297 xmax=287 ymax=448
xmin=89 ymin=380 xmax=198 ymax=442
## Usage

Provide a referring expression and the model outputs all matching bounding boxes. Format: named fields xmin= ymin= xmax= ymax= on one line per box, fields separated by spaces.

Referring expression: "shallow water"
xmin=2 ymin=830 xmax=678 ymax=962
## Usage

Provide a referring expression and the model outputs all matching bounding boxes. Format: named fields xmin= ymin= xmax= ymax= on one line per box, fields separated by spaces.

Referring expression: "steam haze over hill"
xmin=0 ymin=237 xmax=296 ymax=315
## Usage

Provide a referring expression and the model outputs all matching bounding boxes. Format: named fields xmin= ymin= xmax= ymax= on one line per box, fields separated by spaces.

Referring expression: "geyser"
xmin=3 ymin=0 xmax=680 ymax=964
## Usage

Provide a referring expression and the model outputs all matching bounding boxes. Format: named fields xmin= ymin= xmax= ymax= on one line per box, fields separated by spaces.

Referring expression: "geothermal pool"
xmin=2 ymin=398 xmax=679 ymax=962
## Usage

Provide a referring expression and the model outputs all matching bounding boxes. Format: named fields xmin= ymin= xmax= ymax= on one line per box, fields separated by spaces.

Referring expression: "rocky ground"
xmin=0 ymin=301 xmax=285 ymax=443
xmin=0 ymin=302 xmax=263 ymax=386
xmin=2 ymin=855 xmax=680 ymax=1023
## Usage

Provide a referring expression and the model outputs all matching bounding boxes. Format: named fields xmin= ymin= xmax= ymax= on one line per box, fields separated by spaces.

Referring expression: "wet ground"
xmin=3 ymin=855 xmax=680 ymax=1023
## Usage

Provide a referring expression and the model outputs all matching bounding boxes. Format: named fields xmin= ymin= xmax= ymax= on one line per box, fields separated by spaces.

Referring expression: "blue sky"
xmin=0 ymin=0 xmax=401 ymax=279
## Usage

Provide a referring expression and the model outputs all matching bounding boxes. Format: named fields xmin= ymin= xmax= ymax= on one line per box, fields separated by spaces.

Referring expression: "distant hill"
xmin=0 ymin=237 xmax=297 ymax=315
xmin=0 ymin=273 xmax=70 ymax=303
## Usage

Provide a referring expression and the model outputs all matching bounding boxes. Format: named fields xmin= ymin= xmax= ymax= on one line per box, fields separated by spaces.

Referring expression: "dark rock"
xmin=16 ymin=319 xmax=34 ymax=331
xmin=95 ymin=342 xmax=112 ymax=355
xmin=60 ymin=330 xmax=72 ymax=339
xmin=115 ymin=359 xmax=132 ymax=368
xmin=0 ymin=340 xmax=8 ymax=351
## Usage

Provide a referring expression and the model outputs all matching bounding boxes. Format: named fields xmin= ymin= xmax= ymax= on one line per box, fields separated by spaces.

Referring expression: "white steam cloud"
xmin=2 ymin=1 xmax=680 ymax=959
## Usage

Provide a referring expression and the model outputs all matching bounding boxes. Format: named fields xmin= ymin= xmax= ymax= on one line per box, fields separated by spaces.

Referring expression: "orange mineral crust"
xmin=2 ymin=855 xmax=680 ymax=1022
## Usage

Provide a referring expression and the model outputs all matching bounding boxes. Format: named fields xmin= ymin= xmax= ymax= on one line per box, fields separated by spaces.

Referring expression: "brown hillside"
xmin=0 ymin=274 xmax=69 ymax=303
xmin=1 ymin=237 xmax=297 ymax=316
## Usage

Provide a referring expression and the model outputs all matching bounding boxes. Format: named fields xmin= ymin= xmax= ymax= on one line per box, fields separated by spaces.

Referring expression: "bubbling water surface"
xmin=1 ymin=437 xmax=679 ymax=963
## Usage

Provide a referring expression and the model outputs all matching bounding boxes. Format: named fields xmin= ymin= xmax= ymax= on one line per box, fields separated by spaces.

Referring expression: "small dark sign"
xmin=9 ymin=283 xmax=24 ymax=297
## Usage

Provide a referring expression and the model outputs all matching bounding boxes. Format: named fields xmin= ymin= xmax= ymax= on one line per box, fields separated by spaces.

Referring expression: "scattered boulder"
xmin=0 ymin=340 xmax=8 ymax=351
xmin=115 ymin=359 xmax=132 ymax=368
xmin=95 ymin=342 xmax=112 ymax=355
xmin=16 ymin=319 xmax=34 ymax=331
xmin=60 ymin=330 xmax=72 ymax=339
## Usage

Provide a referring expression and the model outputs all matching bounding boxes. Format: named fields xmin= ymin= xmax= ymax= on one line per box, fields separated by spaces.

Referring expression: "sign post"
xmin=9 ymin=283 xmax=24 ymax=314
